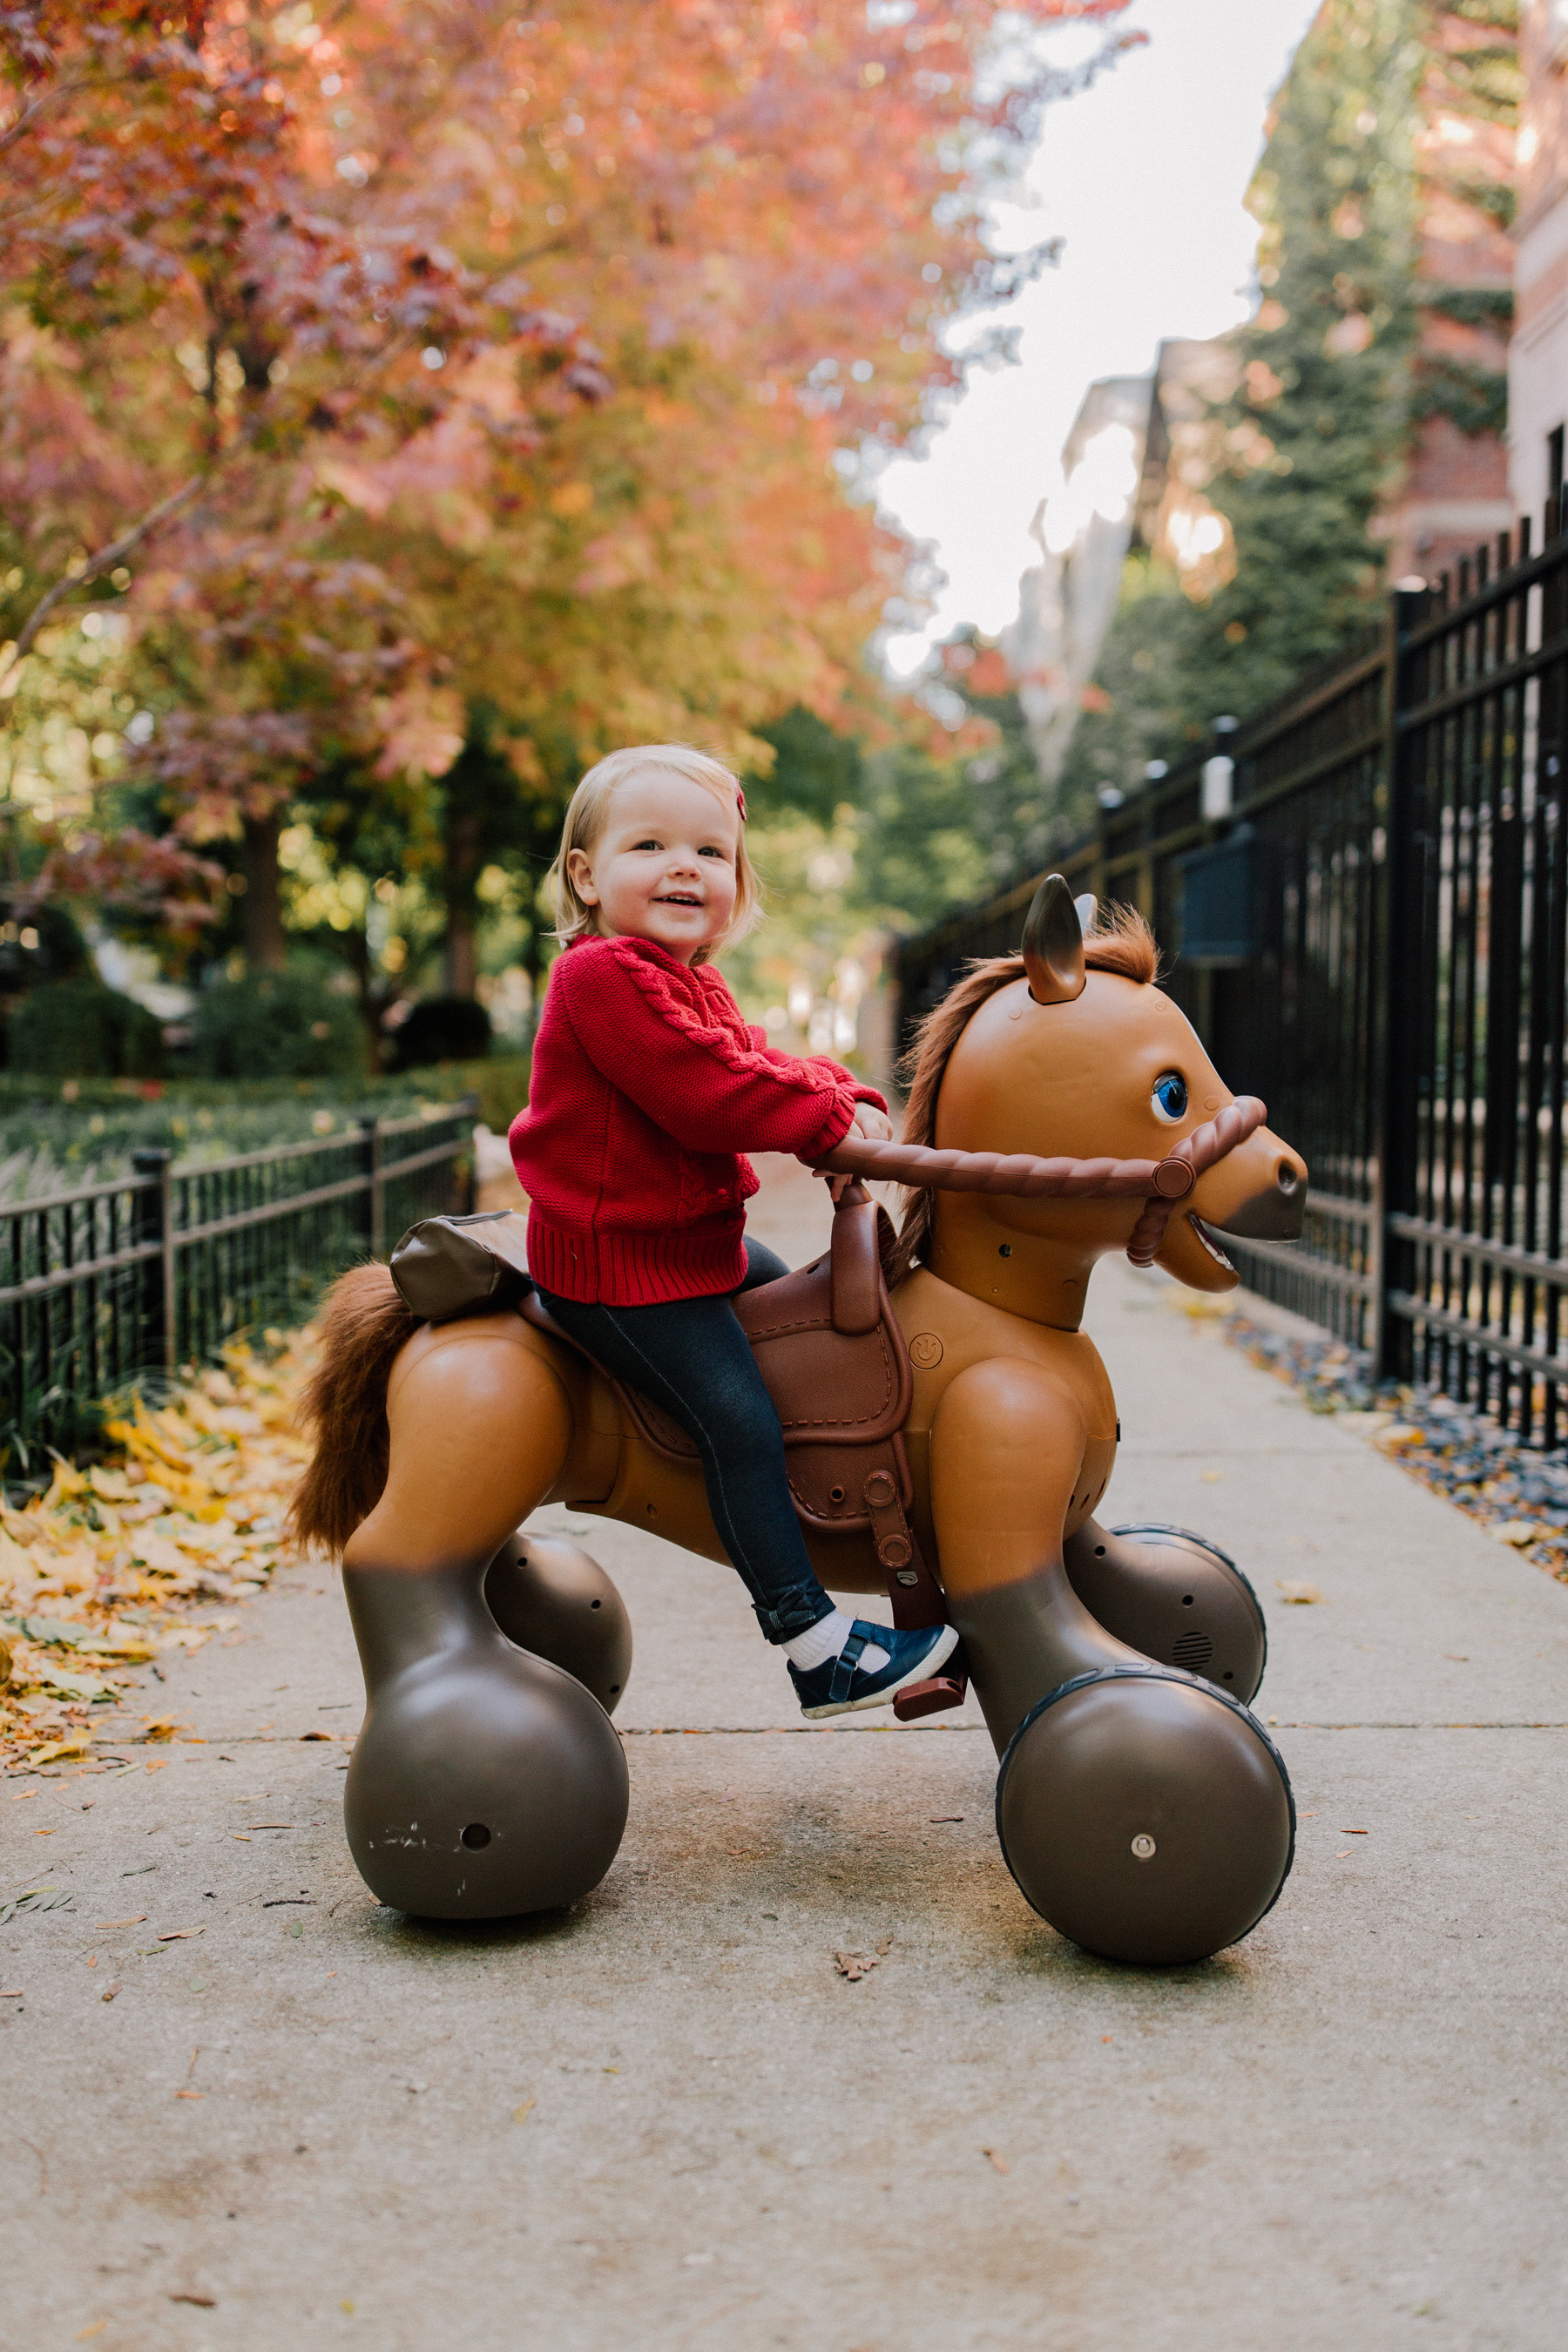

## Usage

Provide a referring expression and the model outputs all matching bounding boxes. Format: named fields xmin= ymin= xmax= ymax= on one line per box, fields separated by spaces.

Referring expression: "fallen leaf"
xmin=300 ymin=1730 xmax=334 ymax=1741
xmin=1276 ymin=1582 xmax=1322 ymax=1605
xmin=834 ymin=1936 xmax=894 ymax=1983
xmin=169 ymin=2292 xmax=215 ymax=2305
xmin=157 ymin=1929 xmax=200 ymax=1943
xmin=1 ymin=1989 xmax=23 ymax=1998
xmin=929 ymin=1815 xmax=963 ymax=1823
xmin=27 ymin=1735 xmax=93 ymax=1766
xmin=1491 ymin=1520 xmax=1541 ymax=1547
xmin=76 ymin=2325 xmax=107 ymax=2342
xmin=1339 ymin=1828 xmax=1369 ymax=1835
xmin=1101 ymin=2034 xmax=1113 ymax=2043
xmin=513 ymin=2099 xmax=537 ymax=2124
xmin=97 ymin=1916 xmax=148 ymax=1930
xmin=982 ymin=2147 xmax=1010 ymax=2174
xmin=175 ymin=2090 xmax=205 ymax=2099
xmin=101 ymin=1983 xmax=121 ymax=2001
xmin=1200 ymin=1470 xmax=1224 ymax=1484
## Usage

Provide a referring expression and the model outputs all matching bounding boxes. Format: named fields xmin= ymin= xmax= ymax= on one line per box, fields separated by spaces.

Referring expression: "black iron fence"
xmin=896 ymin=503 xmax=1568 ymax=1448
xmin=1 ymin=1102 xmax=475 ymax=1470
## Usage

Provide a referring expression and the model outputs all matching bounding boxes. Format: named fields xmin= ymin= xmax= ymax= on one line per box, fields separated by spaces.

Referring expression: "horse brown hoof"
xmin=994 ymin=1666 xmax=1294 ymax=1965
xmin=1064 ymin=1519 xmax=1267 ymax=1703
xmin=343 ymin=1564 xmax=628 ymax=1920
xmin=484 ymin=1532 xmax=633 ymax=1715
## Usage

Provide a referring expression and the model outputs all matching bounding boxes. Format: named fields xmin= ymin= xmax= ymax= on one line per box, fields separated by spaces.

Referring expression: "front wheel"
xmin=1064 ymin=1521 xmax=1267 ymax=1704
xmin=995 ymin=1666 xmax=1294 ymax=1965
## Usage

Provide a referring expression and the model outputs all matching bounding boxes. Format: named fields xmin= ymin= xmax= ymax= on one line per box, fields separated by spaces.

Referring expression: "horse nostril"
xmin=1277 ymin=1159 xmax=1300 ymax=1195
xmin=461 ymin=1823 xmax=491 ymax=1850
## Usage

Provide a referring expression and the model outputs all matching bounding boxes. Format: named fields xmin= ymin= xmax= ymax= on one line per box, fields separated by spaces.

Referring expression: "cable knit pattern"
xmin=510 ymin=935 xmax=886 ymax=1306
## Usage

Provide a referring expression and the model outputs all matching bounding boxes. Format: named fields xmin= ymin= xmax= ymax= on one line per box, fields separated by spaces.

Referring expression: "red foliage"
xmin=0 ymin=0 xmax=1136 ymax=910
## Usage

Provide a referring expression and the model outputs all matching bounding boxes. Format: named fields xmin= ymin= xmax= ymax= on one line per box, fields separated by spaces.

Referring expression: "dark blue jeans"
xmin=537 ymin=1239 xmax=836 ymax=1643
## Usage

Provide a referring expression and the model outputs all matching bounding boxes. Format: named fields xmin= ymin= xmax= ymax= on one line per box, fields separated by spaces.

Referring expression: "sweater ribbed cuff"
xmin=525 ymin=1212 xmax=751 ymax=1308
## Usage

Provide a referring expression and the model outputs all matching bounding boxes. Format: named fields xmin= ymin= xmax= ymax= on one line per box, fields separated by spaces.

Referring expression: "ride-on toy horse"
xmin=292 ymin=881 xmax=1308 ymax=1964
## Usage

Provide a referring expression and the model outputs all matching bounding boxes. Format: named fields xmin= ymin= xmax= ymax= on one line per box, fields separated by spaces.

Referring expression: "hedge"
xmin=0 ymin=1055 xmax=531 ymax=1206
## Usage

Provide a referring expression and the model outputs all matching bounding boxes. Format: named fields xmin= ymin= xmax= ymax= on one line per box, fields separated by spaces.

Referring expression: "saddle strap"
xmin=861 ymin=1450 xmax=943 ymax=1632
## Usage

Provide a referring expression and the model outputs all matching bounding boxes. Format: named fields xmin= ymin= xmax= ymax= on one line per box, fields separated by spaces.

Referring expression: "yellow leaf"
xmin=29 ymin=1734 xmax=92 ymax=1765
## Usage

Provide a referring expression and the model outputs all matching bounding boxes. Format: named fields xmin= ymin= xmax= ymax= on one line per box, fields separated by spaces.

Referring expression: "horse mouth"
xmin=1188 ymin=1213 xmax=1235 ymax=1274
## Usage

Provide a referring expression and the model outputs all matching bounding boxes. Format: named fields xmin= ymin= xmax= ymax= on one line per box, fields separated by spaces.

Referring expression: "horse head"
xmin=894 ymin=877 xmax=1307 ymax=1321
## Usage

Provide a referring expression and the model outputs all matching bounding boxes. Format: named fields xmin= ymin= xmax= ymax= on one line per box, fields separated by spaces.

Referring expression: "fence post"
xmin=356 ymin=1116 xmax=384 ymax=1260
xmin=131 ymin=1148 xmax=176 ymax=1383
xmin=1374 ymin=587 xmax=1423 ymax=1380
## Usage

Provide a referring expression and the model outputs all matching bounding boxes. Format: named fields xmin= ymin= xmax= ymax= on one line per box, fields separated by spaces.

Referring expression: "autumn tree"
xmin=1 ymin=0 xmax=1135 ymax=1002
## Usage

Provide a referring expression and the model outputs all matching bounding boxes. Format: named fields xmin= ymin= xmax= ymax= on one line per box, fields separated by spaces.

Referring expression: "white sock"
xmin=781 ymin=1610 xmax=889 ymax=1675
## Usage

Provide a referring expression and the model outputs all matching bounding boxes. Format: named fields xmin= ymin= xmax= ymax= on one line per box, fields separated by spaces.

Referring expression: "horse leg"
xmin=341 ymin=1328 xmax=628 ymax=1920
xmin=930 ymin=1361 xmax=1292 ymax=1965
xmin=1064 ymin=1517 xmax=1267 ymax=1703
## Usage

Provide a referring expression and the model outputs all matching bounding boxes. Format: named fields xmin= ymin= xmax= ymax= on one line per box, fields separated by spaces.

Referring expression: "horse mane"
xmin=287 ymin=1261 xmax=419 ymax=1559
xmin=885 ymin=902 xmax=1159 ymax=1288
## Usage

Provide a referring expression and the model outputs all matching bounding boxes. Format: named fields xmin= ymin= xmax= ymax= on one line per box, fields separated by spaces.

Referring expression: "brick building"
xmin=1510 ymin=0 xmax=1568 ymax=531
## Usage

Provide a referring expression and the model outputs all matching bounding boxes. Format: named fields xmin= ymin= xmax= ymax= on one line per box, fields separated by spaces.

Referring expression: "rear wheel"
xmin=995 ymin=1666 xmax=1294 ymax=1965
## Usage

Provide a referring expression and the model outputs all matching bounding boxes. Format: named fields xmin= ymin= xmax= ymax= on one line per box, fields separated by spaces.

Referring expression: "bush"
xmin=0 ymin=1053 xmax=531 ymax=1205
xmin=8 ymin=977 xmax=165 ymax=1079
xmin=391 ymin=994 xmax=492 ymax=1070
xmin=193 ymin=970 xmax=367 ymax=1080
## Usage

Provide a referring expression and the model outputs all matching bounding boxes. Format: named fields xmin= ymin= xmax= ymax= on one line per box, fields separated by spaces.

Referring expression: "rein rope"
xmin=812 ymin=1096 xmax=1268 ymax=1269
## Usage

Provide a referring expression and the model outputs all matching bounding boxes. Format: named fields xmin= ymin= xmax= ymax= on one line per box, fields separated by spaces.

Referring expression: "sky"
xmin=875 ymin=0 xmax=1323 ymax=674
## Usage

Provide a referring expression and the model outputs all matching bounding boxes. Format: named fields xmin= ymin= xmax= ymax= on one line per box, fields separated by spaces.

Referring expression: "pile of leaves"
xmin=1225 ymin=1308 xmax=1568 ymax=1586
xmin=0 ymin=1338 xmax=314 ymax=1772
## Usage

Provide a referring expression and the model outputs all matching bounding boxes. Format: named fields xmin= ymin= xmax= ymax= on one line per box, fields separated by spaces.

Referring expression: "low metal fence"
xmin=1 ymin=1101 xmax=475 ymax=1471
xmin=896 ymin=498 xmax=1568 ymax=1448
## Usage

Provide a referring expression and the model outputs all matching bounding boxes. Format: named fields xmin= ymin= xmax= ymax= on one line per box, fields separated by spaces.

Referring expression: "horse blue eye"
xmin=1152 ymin=1073 xmax=1187 ymax=1123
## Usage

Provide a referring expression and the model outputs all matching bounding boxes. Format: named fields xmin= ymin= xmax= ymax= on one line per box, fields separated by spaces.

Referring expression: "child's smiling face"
xmin=566 ymin=767 xmax=740 ymax=964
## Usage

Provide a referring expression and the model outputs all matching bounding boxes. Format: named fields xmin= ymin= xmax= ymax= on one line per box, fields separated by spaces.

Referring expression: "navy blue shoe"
xmin=787 ymin=1621 xmax=962 ymax=1720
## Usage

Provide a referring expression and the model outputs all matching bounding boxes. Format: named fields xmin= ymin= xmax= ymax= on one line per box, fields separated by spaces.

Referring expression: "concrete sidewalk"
xmin=4 ymin=1158 xmax=1566 ymax=2351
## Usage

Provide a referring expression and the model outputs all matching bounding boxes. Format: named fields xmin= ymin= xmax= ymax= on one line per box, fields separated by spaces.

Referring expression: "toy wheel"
xmin=485 ymin=1533 xmax=633 ymax=1715
xmin=1066 ymin=1522 xmax=1267 ymax=1704
xmin=995 ymin=1666 xmax=1294 ymax=1965
xmin=345 ymin=1643 xmax=628 ymax=1921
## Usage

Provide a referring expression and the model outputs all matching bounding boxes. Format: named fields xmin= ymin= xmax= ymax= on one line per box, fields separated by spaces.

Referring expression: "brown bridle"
xmin=812 ymin=1095 xmax=1268 ymax=1269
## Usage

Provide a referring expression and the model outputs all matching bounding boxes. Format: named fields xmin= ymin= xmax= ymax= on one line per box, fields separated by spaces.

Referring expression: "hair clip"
xmin=736 ymin=786 xmax=747 ymax=822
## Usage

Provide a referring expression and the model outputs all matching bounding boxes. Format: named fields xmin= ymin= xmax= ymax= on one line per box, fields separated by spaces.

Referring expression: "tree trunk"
xmin=242 ymin=813 xmax=287 ymax=971
xmin=443 ymin=803 xmax=483 ymax=997
xmin=443 ymin=909 xmax=478 ymax=998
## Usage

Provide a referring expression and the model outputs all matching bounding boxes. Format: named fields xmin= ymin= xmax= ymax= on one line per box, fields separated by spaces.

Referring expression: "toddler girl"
xmin=509 ymin=743 xmax=958 ymax=1717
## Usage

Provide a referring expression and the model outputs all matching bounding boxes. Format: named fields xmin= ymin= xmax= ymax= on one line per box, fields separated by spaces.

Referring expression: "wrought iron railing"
xmin=0 ymin=1102 xmax=475 ymax=1471
xmin=896 ymin=499 xmax=1568 ymax=1448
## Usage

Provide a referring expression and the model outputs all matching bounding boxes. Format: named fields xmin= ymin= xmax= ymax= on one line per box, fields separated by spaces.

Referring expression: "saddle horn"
xmin=1021 ymin=874 xmax=1086 ymax=1005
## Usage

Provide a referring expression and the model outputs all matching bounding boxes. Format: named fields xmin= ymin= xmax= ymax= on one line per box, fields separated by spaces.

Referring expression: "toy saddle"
xmin=389 ymin=1190 xmax=964 ymax=1718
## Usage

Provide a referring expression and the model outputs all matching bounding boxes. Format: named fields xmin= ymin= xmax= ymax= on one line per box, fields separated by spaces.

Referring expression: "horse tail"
xmin=288 ymin=1262 xmax=419 ymax=1559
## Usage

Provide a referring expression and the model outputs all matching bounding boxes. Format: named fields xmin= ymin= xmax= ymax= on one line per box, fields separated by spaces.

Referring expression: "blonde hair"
xmin=547 ymin=742 xmax=761 ymax=962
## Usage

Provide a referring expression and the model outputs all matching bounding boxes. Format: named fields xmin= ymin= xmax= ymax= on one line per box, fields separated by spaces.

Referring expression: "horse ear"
xmin=1021 ymin=874 xmax=1087 ymax=1005
xmin=1074 ymin=893 xmax=1097 ymax=937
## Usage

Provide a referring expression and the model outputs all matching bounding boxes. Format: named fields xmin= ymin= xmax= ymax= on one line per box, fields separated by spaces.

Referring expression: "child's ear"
xmin=566 ymin=846 xmax=599 ymax=906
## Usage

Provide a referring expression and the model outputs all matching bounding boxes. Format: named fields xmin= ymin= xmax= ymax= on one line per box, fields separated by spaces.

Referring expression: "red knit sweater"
xmin=509 ymin=934 xmax=887 ymax=1306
